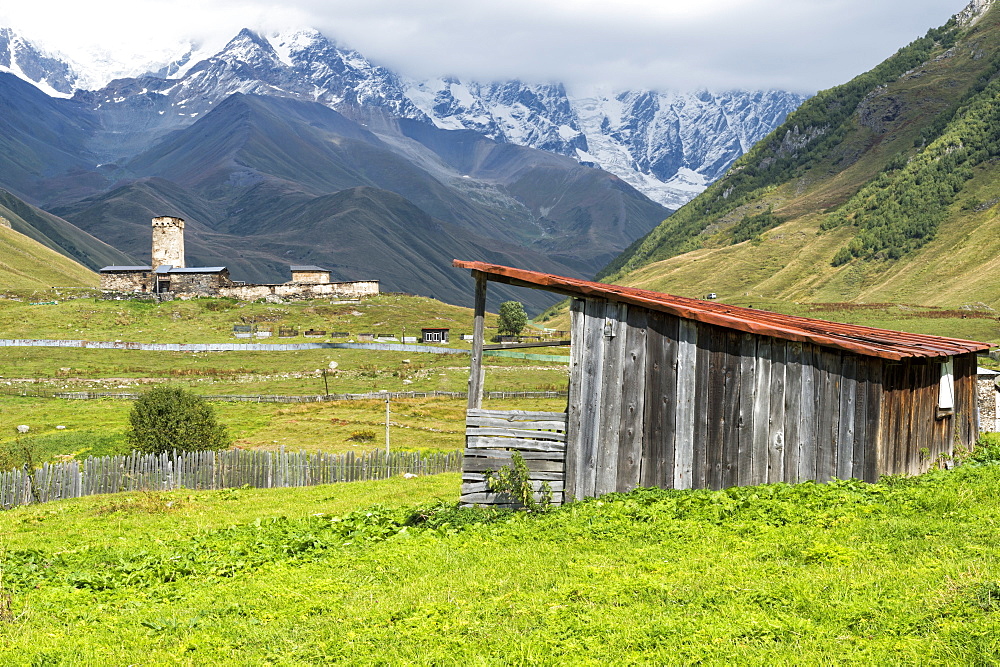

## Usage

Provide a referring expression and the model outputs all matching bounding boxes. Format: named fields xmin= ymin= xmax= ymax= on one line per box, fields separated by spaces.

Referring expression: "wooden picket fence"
xmin=0 ymin=448 xmax=462 ymax=510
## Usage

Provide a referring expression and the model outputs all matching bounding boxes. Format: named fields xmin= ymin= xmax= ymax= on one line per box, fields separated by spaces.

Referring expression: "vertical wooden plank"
xmin=721 ymin=331 xmax=742 ymax=489
xmin=852 ymin=358 xmax=870 ymax=481
xmin=956 ymin=353 xmax=978 ymax=449
xmin=816 ymin=349 xmax=842 ymax=483
xmin=576 ymin=299 xmax=607 ymax=499
xmin=781 ymin=342 xmax=803 ymax=484
xmin=797 ymin=344 xmax=817 ymax=482
xmin=736 ymin=333 xmax=756 ymax=487
xmin=893 ymin=363 xmax=910 ymax=476
xmin=596 ymin=303 xmax=628 ymax=496
xmin=706 ymin=327 xmax=726 ymax=490
xmin=467 ymin=271 xmax=488 ymax=411
xmin=673 ymin=319 xmax=698 ymax=490
xmin=910 ymin=363 xmax=929 ymax=475
xmin=837 ymin=355 xmax=858 ymax=480
xmin=750 ymin=336 xmax=771 ymax=486
xmin=641 ymin=311 xmax=678 ymax=489
xmin=767 ymin=341 xmax=786 ymax=484
xmin=879 ymin=363 xmax=901 ymax=478
xmin=692 ymin=323 xmax=711 ymax=490
xmin=616 ymin=308 xmax=648 ymax=493
xmin=565 ymin=298 xmax=587 ymax=501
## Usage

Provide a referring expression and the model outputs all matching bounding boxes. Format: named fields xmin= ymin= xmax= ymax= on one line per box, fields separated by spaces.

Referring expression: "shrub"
xmin=126 ymin=386 xmax=230 ymax=455
xmin=485 ymin=451 xmax=552 ymax=512
xmin=347 ymin=430 xmax=376 ymax=443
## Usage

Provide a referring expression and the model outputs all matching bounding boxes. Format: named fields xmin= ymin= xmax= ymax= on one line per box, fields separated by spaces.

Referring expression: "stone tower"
xmin=151 ymin=216 xmax=185 ymax=270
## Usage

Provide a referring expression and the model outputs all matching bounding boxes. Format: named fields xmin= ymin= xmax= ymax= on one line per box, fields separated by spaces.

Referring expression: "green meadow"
xmin=2 ymin=441 xmax=1000 ymax=663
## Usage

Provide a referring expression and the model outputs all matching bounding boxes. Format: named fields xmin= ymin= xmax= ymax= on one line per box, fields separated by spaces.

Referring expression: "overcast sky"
xmin=2 ymin=0 xmax=973 ymax=93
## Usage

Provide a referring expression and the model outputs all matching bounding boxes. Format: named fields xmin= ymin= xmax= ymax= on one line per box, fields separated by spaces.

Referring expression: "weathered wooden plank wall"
xmin=559 ymin=297 xmax=982 ymax=502
xmin=875 ymin=353 xmax=978 ymax=477
xmin=461 ymin=409 xmax=567 ymax=506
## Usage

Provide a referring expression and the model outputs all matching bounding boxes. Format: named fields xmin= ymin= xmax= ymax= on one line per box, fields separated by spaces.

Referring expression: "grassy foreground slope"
xmin=601 ymin=4 xmax=1000 ymax=317
xmin=3 ymin=444 xmax=1000 ymax=663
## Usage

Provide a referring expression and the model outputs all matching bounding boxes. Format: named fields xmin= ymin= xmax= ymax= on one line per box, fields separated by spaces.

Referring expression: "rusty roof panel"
xmin=453 ymin=260 xmax=991 ymax=360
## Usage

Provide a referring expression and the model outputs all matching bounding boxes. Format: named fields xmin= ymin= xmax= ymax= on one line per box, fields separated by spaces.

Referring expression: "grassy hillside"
xmin=598 ymin=4 xmax=1000 ymax=323
xmin=0 ymin=188 xmax=133 ymax=272
xmin=0 ymin=221 xmax=99 ymax=290
xmin=3 ymin=446 xmax=1000 ymax=662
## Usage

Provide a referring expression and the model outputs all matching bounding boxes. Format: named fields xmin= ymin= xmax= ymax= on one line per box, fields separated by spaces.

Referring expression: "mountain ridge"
xmin=1 ymin=25 xmax=804 ymax=208
xmin=597 ymin=0 xmax=1000 ymax=314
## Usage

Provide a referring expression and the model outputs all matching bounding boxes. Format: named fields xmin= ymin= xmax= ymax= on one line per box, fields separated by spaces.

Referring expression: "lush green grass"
xmin=3 ymin=446 xmax=1000 ymax=663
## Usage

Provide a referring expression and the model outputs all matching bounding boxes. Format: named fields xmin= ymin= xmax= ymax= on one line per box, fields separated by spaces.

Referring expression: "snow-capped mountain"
xmin=0 ymin=26 xmax=211 ymax=96
xmin=0 ymin=27 xmax=79 ymax=97
xmin=407 ymin=80 xmax=805 ymax=207
xmin=1 ymin=25 xmax=805 ymax=208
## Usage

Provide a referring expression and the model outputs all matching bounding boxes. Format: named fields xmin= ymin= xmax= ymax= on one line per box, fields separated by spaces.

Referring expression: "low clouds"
xmin=3 ymin=0 xmax=970 ymax=92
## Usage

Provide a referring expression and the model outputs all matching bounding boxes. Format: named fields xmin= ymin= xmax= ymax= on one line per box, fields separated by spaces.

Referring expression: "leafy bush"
xmin=125 ymin=386 xmax=230 ymax=455
xmin=347 ymin=430 xmax=376 ymax=443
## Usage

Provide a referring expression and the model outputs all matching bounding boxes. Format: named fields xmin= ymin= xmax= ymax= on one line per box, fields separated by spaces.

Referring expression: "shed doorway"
xmin=459 ymin=269 xmax=570 ymax=507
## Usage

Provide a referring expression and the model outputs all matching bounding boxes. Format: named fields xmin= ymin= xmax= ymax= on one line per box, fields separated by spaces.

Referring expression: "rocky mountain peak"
xmin=0 ymin=27 xmax=79 ymax=97
xmin=957 ymin=0 xmax=995 ymax=26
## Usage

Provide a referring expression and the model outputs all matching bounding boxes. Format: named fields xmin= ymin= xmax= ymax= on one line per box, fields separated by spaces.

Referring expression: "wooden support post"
xmin=468 ymin=271 xmax=488 ymax=410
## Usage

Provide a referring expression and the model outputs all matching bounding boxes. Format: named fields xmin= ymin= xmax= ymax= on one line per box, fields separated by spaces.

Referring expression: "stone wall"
xmin=168 ymin=271 xmax=234 ymax=296
xmin=102 ymin=273 xmax=378 ymax=302
xmin=289 ymin=270 xmax=330 ymax=284
xmin=100 ymin=272 xmax=152 ymax=292
xmin=218 ymin=280 xmax=379 ymax=301
xmin=979 ymin=376 xmax=999 ymax=433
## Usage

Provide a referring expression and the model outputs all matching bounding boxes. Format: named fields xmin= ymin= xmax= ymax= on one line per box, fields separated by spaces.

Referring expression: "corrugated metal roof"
xmin=453 ymin=260 xmax=991 ymax=361
xmin=99 ymin=266 xmax=152 ymax=272
xmin=166 ymin=267 xmax=227 ymax=273
xmin=289 ymin=265 xmax=329 ymax=272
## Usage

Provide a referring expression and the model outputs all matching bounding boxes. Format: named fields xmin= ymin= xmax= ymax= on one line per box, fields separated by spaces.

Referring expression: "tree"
xmin=126 ymin=386 xmax=230 ymax=454
xmin=497 ymin=301 xmax=528 ymax=337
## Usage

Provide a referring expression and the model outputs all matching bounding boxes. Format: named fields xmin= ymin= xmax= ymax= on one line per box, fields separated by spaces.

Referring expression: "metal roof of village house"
xmin=453 ymin=260 xmax=992 ymax=361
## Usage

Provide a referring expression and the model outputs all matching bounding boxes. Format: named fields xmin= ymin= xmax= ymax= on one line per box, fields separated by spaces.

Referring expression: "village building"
xmin=100 ymin=217 xmax=378 ymax=300
xmin=421 ymin=328 xmax=450 ymax=344
xmin=454 ymin=260 xmax=992 ymax=506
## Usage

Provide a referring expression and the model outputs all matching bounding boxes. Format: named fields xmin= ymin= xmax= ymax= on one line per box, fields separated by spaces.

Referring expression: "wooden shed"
xmin=454 ymin=260 xmax=991 ymax=506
